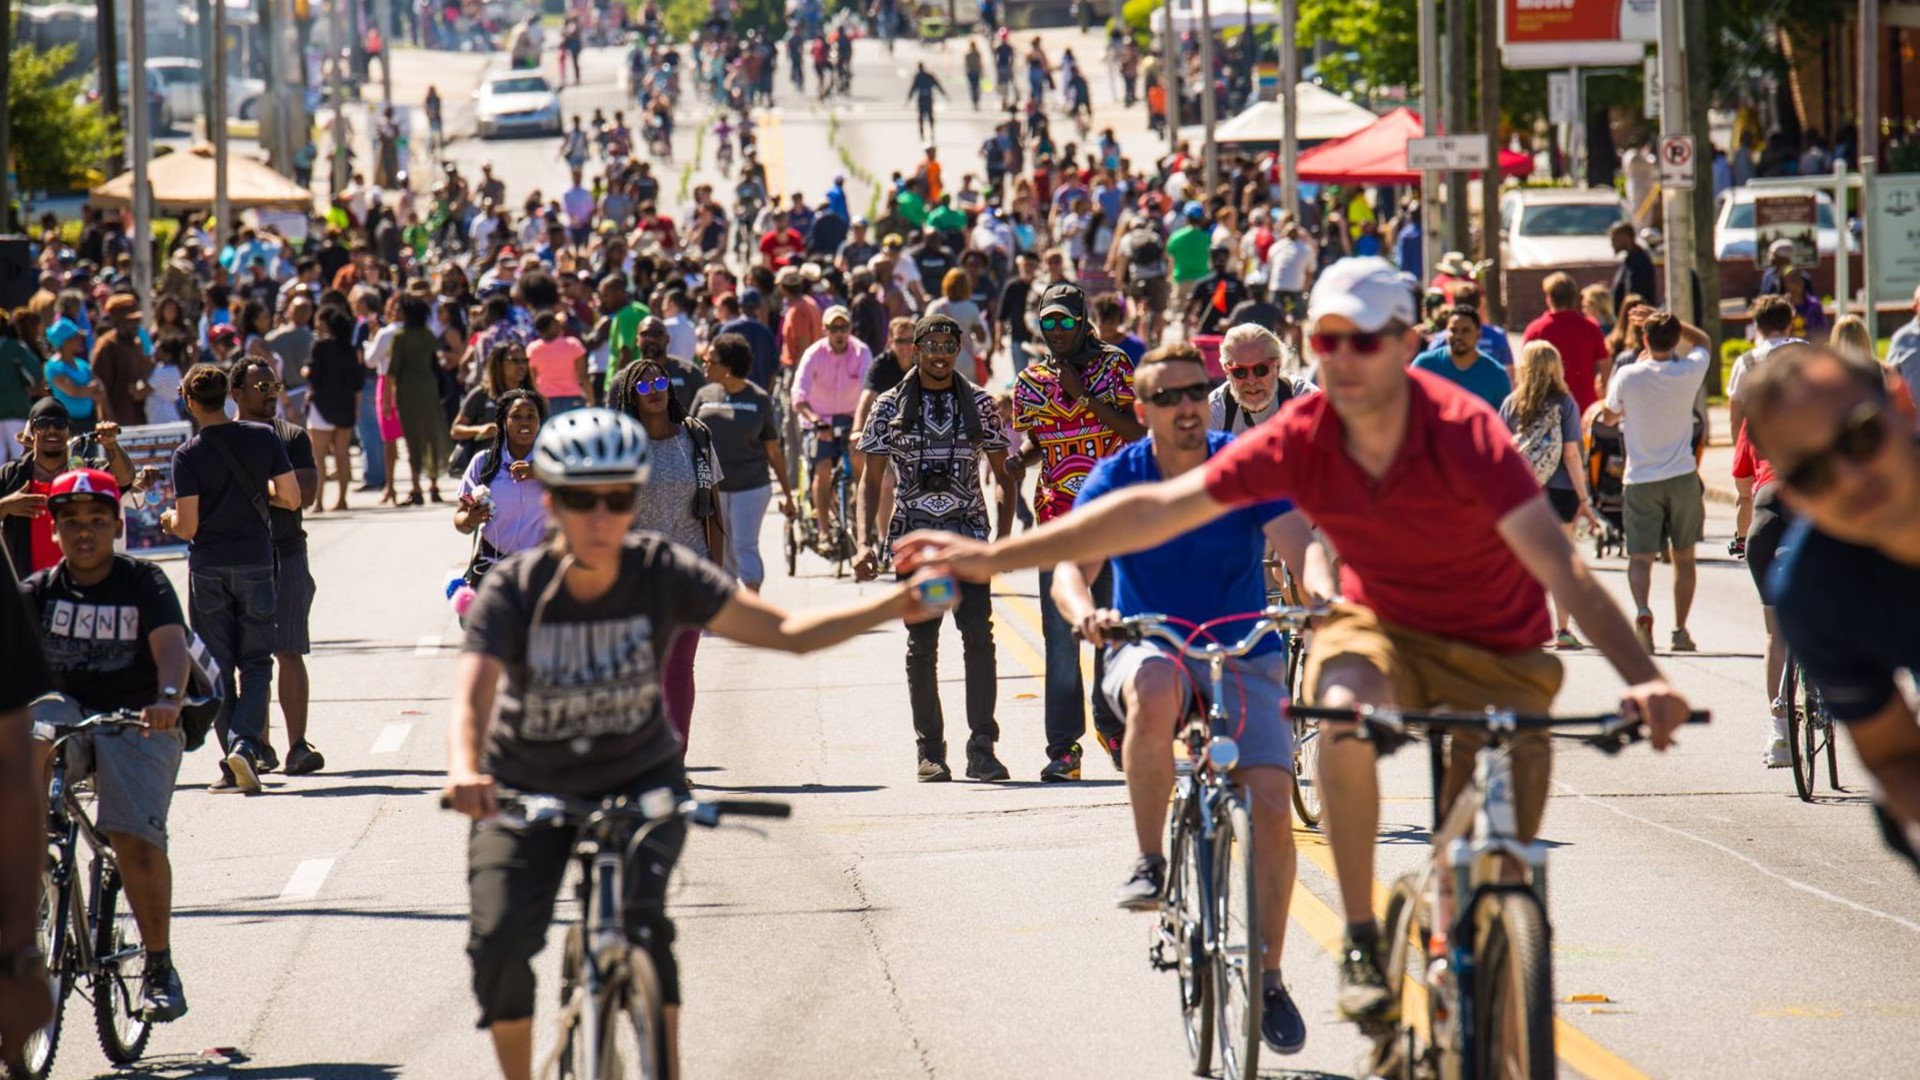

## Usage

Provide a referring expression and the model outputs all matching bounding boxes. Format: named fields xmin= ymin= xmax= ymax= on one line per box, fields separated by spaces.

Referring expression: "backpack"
xmin=1512 ymin=401 xmax=1567 ymax=486
xmin=1129 ymin=233 xmax=1165 ymax=267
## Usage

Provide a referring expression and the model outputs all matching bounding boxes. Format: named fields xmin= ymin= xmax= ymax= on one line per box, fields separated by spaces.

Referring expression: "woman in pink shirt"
xmin=525 ymin=310 xmax=588 ymax=413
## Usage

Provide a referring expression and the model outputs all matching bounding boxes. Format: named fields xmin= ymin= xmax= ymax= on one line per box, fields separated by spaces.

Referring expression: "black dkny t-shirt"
xmin=23 ymin=555 xmax=185 ymax=712
xmin=463 ymin=535 xmax=737 ymax=796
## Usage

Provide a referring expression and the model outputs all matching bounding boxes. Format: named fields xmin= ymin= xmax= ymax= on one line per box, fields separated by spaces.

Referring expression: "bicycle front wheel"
xmin=1785 ymin=664 xmax=1816 ymax=803
xmin=1212 ymin=798 xmax=1261 ymax=1080
xmin=7 ymin=869 xmax=71 ymax=1080
xmin=90 ymin=867 xmax=152 ymax=1064
xmin=576 ymin=947 xmax=664 ymax=1080
xmin=1291 ymin=716 xmax=1323 ymax=829
xmin=1471 ymin=890 xmax=1556 ymax=1080
xmin=1163 ymin=791 xmax=1213 ymax=1073
xmin=1803 ymin=675 xmax=1841 ymax=793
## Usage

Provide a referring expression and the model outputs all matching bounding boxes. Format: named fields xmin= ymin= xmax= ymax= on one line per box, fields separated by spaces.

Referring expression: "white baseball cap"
xmin=1305 ymin=257 xmax=1418 ymax=333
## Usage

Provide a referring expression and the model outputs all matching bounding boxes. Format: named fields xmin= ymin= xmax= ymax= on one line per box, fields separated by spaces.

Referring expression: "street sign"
xmin=1547 ymin=72 xmax=1575 ymax=125
xmin=1754 ymin=194 xmax=1819 ymax=269
xmin=1643 ymin=55 xmax=1660 ymax=119
xmin=1500 ymin=0 xmax=1657 ymax=68
xmin=1872 ymin=174 xmax=1920 ymax=301
xmin=1407 ymin=136 xmax=1491 ymax=172
xmin=1658 ymin=134 xmax=1695 ymax=190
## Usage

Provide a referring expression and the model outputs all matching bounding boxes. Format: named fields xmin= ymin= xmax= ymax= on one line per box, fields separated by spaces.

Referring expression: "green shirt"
xmin=0 ymin=339 xmax=39 ymax=419
xmin=1167 ymin=225 xmax=1212 ymax=284
xmin=927 ymin=204 xmax=968 ymax=234
xmin=602 ymin=301 xmax=653 ymax=390
xmin=897 ymin=190 xmax=929 ymax=229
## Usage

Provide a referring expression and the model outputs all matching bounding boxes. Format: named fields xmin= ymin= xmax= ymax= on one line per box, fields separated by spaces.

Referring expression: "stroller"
xmin=1585 ymin=406 xmax=1627 ymax=560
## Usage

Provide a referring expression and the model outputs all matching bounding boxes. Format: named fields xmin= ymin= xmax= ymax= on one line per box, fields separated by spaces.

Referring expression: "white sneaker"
xmin=1764 ymin=737 xmax=1792 ymax=769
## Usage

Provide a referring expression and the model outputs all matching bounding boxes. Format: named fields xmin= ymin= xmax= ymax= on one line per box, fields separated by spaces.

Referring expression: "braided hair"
xmin=478 ymin=388 xmax=547 ymax=486
xmin=607 ymin=359 xmax=686 ymax=424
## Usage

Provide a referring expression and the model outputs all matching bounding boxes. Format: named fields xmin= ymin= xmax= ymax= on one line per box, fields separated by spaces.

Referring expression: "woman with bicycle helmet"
xmin=446 ymin=408 xmax=956 ymax=1080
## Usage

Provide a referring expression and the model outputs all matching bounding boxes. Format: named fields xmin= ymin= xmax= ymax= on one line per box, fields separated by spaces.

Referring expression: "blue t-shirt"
xmin=1770 ymin=520 xmax=1920 ymax=723
xmin=43 ymin=358 xmax=96 ymax=419
xmin=1428 ymin=323 xmax=1513 ymax=367
xmin=1075 ymin=430 xmax=1293 ymax=657
xmin=1411 ymin=346 xmax=1512 ymax=413
xmin=1112 ymin=333 xmax=1147 ymax=367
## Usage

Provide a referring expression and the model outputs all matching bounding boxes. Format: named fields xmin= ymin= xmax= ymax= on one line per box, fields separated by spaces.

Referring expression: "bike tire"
xmin=1164 ymin=789 xmax=1213 ymax=1074
xmin=832 ymin=459 xmax=854 ymax=579
xmin=1370 ymin=875 xmax=1425 ymax=1080
xmin=613 ymin=947 xmax=668 ymax=1080
xmin=1211 ymin=798 xmax=1261 ymax=1080
xmin=783 ymin=516 xmax=800 ymax=577
xmin=7 ymin=869 xmax=70 ymax=1080
xmin=1290 ymin=715 xmax=1323 ymax=829
xmin=90 ymin=867 xmax=152 ymax=1064
xmin=1471 ymin=890 xmax=1557 ymax=1080
xmin=1806 ymin=676 xmax=1841 ymax=793
xmin=1785 ymin=664 xmax=1816 ymax=803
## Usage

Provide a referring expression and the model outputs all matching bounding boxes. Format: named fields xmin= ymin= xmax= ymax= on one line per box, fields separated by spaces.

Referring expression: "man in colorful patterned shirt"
xmin=1011 ymin=282 xmax=1143 ymax=781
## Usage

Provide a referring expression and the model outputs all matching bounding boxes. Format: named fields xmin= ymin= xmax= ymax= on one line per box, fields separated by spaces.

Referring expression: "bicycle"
xmin=1263 ymin=557 xmax=1322 ymax=830
xmin=1108 ymin=604 xmax=1324 ymax=1080
xmin=782 ymin=417 xmax=857 ymax=579
xmin=1779 ymin=657 xmax=1842 ymax=802
xmin=1288 ymin=703 xmax=1709 ymax=1080
xmin=13 ymin=711 xmax=166 ymax=1080
xmin=446 ymin=789 xmax=791 ymax=1080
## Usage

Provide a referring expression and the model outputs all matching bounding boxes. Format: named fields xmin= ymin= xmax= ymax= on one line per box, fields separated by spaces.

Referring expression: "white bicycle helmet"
xmin=532 ymin=408 xmax=652 ymax=487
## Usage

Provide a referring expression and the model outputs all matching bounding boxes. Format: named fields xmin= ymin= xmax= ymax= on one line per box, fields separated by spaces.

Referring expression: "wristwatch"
xmin=0 ymin=947 xmax=47 ymax=982
xmin=159 ymin=685 xmax=183 ymax=703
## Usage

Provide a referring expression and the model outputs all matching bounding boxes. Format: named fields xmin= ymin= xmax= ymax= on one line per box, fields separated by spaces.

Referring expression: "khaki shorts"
xmin=1303 ymin=604 xmax=1563 ymax=840
xmin=1622 ymin=472 xmax=1705 ymax=556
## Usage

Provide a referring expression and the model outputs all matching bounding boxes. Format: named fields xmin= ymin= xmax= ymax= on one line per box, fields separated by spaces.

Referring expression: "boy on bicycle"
xmin=22 ymin=469 xmax=195 ymax=1023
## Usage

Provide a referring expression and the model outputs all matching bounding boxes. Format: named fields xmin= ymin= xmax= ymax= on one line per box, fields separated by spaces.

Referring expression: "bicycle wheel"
xmin=1291 ymin=715 xmax=1323 ymax=829
xmin=783 ymin=515 xmax=800 ymax=577
xmin=1162 ymin=792 xmax=1213 ymax=1073
xmin=1785 ymin=664 xmax=1816 ymax=803
xmin=831 ymin=459 xmax=854 ymax=579
xmin=1471 ymin=890 xmax=1556 ymax=1080
xmin=1373 ymin=875 xmax=1426 ymax=1079
xmin=90 ymin=865 xmax=152 ymax=1064
xmin=1804 ymin=676 xmax=1842 ymax=793
xmin=7 ymin=869 xmax=71 ymax=1080
xmin=1211 ymin=798 xmax=1261 ymax=1080
xmin=605 ymin=947 xmax=667 ymax=1080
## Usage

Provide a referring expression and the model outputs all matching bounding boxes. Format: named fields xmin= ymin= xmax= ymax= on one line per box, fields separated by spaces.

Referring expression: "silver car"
xmin=473 ymin=72 xmax=563 ymax=139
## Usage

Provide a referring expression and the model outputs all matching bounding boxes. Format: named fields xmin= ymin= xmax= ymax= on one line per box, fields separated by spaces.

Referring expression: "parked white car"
xmin=1498 ymin=188 xmax=1628 ymax=268
xmin=473 ymin=72 xmax=563 ymax=139
xmin=145 ymin=57 xmax=265 ymax=130
xmin=1713 ymin=187 xmax=1858 ymax=260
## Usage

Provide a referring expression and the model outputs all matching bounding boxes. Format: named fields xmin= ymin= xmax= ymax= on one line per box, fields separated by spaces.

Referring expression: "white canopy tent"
xmin=1178 ymin=86 xmax=1380 ymax=146
xmin=1150 ymin=0 xmax=1282 ymax=35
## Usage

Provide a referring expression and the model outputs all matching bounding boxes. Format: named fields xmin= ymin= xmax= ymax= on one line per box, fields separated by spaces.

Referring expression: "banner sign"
xmin=1501 ymin=0 xmax=1657 ymax=68
xmin=1873 ymin=175 xmax=1920 ymax=303
xmin=114 ymin=422 xmax=194 ymax=557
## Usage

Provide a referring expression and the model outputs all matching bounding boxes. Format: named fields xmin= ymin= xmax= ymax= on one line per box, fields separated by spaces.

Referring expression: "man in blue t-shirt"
xmin=1747 ymin=343 xmax=1920 ymax=876
xmin=1412 ymin=305 xmax=1511 ymax=412
xmin=1050 ymin=343 xmax=1321 ymax=1055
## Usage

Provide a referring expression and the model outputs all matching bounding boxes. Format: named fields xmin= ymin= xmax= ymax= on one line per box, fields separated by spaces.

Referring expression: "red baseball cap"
xmin=48 ymin=468 xmax=122 ymax=512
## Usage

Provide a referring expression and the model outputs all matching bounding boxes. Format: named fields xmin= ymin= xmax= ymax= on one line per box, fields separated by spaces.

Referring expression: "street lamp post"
xmin=1860 ymin=0 xmax=1879 ymax=329
xmin=1278 ymin=0 xmax=1298 ymax=223
xmin=130 ymin=0 xmax=152 ymax=316
xmin=1657 ymin=0 xmax=1692 ymax=323
xmin=1196 ymin=0 xmax=1218 ymax=192
xmin=213 ymin=0 xmax=231 ymax=238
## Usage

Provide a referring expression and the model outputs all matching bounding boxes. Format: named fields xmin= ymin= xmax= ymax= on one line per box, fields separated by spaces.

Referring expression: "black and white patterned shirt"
xmin=859 ymin=380 xmax=1011 ymax=542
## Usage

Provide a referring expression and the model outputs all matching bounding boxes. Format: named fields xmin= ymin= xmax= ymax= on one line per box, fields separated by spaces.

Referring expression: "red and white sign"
xmin=1501 ymin=0 xmax=1658 ymax=68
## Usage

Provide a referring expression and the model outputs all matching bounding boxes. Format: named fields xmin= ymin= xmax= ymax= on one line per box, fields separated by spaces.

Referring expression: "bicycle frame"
xmin=40 ymin=716 xmax=149 ymax=984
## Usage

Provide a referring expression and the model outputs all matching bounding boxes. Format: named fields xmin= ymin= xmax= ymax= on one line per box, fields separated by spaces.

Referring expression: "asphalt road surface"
xmin=49 ymin=30 xmax=1920 ymax=1080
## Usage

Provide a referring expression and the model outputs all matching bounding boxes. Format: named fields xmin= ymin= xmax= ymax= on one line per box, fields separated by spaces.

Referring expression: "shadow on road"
xmin=694 ymin=782 xmax=887 ymax=795
xmin=175 ymin=903 xmax=466 ymax=923
xmin=93 ymin=1053 xmax=401 ymax=1077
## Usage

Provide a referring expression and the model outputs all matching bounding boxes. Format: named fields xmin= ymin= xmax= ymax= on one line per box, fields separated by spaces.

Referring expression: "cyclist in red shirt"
xmin=896 ymin=257 xmax=1695 ymax=1023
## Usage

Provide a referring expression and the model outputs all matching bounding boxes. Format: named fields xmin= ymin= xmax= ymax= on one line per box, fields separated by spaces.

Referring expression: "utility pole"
xmin=1163 ymin=3 xmax=1180 ymax=150
xmin=330 ymin=0 xmax=351 ymax=193
xmin=376 ymin=0 xmax=394 ymax=105
xmin=1417 ymin=0 xmax=1439 ymax=278
xmin=195 ymin=0 xmax=214 ymax=131
xmin=1478 ymin=0 xmax=1503 ymax=323
xmin=1443 ymin=0 xmax=1469 ymax=255
xmin=1 ymin=0 xmax=14 ymax=232
xmin=213 ymin=0 xmax=230 ymax=237
xmin=1860 ymin=0 xmax=1880 ymax=331
xmin=130 ymin=0 xmax=153 ymax=317
xmin=1657 ymin=0 xmax=1692 ymax=323
xmin=1278 ymin=0 xmax=1298 ymax=222
xmin=1683 ymin=0 xmax=1719 ymax=348
xmin=97 ymin=0 xmax=124 ymax=174
xmin=1196 ymin=0 xmax=1218 ymax=193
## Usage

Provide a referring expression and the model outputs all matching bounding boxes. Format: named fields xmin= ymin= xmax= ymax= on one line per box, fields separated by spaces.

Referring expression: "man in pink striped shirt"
xmin=793 ymin=305 xmax=875 ymax=547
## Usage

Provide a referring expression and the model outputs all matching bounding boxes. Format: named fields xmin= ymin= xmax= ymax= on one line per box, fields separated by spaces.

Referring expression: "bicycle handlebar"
xmin=1289 ymin=704 xmax=1711 ymax=756
xmin=33 ymin=709 xmax=149 ymax=747
xmin=438 ymin=787 xmax=793 ymax=828
xmin=1079 ymin=605 xmax=1327 ymax=660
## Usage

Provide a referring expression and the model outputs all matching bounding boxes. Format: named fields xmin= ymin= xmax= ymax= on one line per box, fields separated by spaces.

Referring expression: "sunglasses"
xmin=917 ymin=340 xmax=961 ymax=355
xmin=635 ymin=376 xmax=672 ymax=394
xmin=1038 ymin=315 xmax=1080 ymax=332
xmin=1146 ymin=383 xmax=1210 ymax=407
xmin=244 ymin=381 xmax=285 ymax=394
xmin=1780 ymin=399 xmax=1890 ymax=496
xmin=31 ymin=417 xmax=71 ymax=432
xmin=1309 ymin=329 xmax=1390 ymax=355
xmin=1226 ymin=363 xmax=1272 ymax=381
xmin=552 ymin=487 xmax=640 ymax=513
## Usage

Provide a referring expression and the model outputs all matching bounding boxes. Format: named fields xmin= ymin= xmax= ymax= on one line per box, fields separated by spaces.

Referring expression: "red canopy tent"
xmin=1295 ymin=107 xmax=1533 ymax=185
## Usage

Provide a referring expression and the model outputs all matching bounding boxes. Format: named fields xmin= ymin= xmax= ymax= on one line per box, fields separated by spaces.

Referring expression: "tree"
xmin=1297 ymin=0 xmax=1418 ymax=99
xmin=7 ymin=40 xmax=118 ymax=195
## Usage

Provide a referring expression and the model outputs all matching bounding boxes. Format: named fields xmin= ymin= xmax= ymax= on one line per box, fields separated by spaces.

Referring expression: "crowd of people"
xmin=3 ymin=11 xmax=1919 ymax=1080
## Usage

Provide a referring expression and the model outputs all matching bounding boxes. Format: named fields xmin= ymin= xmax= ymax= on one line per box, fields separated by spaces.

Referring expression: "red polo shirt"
xmin=1202 ymin=369 xmax=1550 ymax=654
xmin=1521 ymin=309 xmax=1610 ymax=413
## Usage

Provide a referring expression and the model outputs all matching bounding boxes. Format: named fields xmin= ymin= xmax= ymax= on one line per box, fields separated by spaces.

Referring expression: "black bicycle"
xmin=1780 ymin=658 xmax=1842 ymax=802
xmin=449 ymin=789 xmax=790 ymax=1080
xmin=12 ymin=711 xmax=160 ymax=1080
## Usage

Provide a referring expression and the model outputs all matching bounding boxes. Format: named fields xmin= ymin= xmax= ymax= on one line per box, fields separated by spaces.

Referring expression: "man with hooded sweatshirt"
xmin=1010 ymin=282 xmax=1144 ymax=781
xmin=857 ymin=313 xmax=1019 ymax=784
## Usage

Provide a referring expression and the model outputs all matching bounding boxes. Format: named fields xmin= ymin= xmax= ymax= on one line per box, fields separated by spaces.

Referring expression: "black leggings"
xmin=466 ymin=759 xmax=689 ymax=1028
xmin=1746 ymin=482 xmax=1791 ymax=600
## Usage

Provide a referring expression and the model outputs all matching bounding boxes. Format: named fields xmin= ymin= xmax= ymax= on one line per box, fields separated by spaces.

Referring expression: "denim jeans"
xmin=1038 ymin=565 xmax=1122 ymax=759
xmin=356 ymin=388 xmax=387 ymax=488
xmin=717 ymin=484 xmax=773 ymax=586
xmin=189 ymin=563 xmax=278 ymax=752
xmin=904 ymin=578 xmax=998 ymax=759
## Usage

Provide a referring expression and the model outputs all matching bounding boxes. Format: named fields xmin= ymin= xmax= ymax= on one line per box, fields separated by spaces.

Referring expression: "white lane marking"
xmin=414 ymin=634 xmax=442 ymax=656
xmin=370 ymin=723 xmax=412 ymax=755
xmin=278 ymin=858 xmax=337 ymax=902
xmin=1559 ymin=783 xmax=1920 ymax=935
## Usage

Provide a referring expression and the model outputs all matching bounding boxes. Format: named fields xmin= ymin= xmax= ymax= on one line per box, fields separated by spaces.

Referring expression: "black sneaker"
xmin=1096 ymin=730 xmax=1124 ymax=772
xmin=1336 ymin=934 xmax=1398 ymax=1024
xmin=916 ymin=756 xmax=953 ymax=783
xmin=139 ymin=959 xmax=188 ymax=1023
xmin=1115 ymin=854 xmax=1166 ymax=911
xmin=285 ymin=741 xmax=326 ymax=776
xmin=964 ymin=749 xmax=1010 ymax=782
xmin=207 ymin=766 xmax=240 ymax=794
xmin=255 ymin=742 xmax=281 ymax=774
xmin=223 ymin=744 xmax=262 ymax=795
xmin=1262 ymin=980 xmax=1307 ymax=1054
xmin=1039 ymin=744 xmax=1083 ymax=782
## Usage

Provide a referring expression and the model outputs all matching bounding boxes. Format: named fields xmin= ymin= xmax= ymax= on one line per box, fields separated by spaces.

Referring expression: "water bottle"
xmin=143 ymin=487 xmax=164 ymax=509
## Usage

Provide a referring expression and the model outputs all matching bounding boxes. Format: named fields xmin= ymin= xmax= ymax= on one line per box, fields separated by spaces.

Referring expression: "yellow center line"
xmin=989 ymin=587 xmax=1651 ymax=1080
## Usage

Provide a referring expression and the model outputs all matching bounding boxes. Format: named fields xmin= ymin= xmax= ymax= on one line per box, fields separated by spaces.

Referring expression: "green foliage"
xmin=7 ymin=41 xmax=121 ymax=194
xmin=1297 ymin=0 xmax=1418 ymax=97
xmin=1121 ymin=0 xmax=1159 ymax=44
xmin=660 ymin=0 xmax=787 ymax=40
